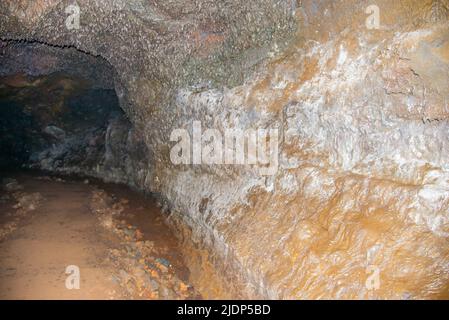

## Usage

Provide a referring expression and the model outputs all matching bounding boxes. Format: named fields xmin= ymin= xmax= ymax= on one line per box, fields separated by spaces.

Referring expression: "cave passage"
xmin=0 ymin=72 xmax=122 ymax=170
xmin=1 ymin=0 xmax=449 ymax=302
xmin=0 ymin=44 xmax=202 ymax=299
xmin=0 ymin=40 xmax=130 ymax=173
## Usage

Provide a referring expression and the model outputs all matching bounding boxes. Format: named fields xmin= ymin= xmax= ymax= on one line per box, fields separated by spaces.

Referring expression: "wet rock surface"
xmin=0 ymin=0 xmax=448 ymax=299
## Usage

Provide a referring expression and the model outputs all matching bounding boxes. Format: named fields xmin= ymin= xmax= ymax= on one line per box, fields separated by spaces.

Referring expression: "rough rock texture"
xmin=0 ymin=42 xmax=149 ymax=186
xmin=1 ymin=0 xmax=448 ymax=299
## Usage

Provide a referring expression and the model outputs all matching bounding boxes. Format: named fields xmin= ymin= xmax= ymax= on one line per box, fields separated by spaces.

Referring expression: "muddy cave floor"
xmin=0 ymin=170 xmax=201 ymax=300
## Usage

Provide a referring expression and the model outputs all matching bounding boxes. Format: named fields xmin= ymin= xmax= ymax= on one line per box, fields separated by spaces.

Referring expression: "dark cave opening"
xmin=0 ymin=41 xmax=202 ymax=301
xmin=0 ymin=73 xmax=124 ymax=170
xmin=0 ymin=41 xmax=129 ymax=174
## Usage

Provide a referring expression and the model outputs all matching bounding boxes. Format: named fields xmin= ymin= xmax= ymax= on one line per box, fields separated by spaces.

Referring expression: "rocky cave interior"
xmin=0 ymin=42 xmax=129 ymax=173
xmin=0 ymin=0 xmax=448 ymax=300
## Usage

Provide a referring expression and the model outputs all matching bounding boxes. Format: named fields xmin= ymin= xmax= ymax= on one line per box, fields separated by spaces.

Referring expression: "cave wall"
xmin=1 ymin=0 xmax=448 ymax=299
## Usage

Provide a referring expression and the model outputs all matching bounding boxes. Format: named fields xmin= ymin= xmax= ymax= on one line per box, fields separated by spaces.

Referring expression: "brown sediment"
xmin=0 ymin=173 xmax=204 ymax=299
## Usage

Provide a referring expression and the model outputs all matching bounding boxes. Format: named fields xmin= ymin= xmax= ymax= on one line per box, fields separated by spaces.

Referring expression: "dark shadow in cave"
xmin=0 ymin=42 xmax=199 ymax=302
xmin=0 ymin=40 xmax=129 ymax=175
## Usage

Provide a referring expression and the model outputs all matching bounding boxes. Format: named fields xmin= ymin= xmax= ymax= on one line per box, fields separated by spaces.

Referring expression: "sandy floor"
xmin=0 ymin=172 xmax=198 ymax=300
